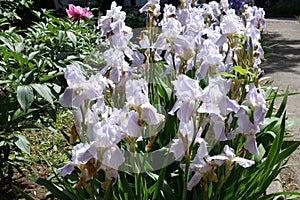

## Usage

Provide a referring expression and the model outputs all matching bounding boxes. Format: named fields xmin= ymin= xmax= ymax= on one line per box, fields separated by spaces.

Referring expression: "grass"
xmin=24 ymin=108 xmax=73 ymax=166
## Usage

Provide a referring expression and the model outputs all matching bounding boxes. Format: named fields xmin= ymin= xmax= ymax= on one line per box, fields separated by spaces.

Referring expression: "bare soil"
xmin=0 ymin=120 xmax=71 ymax=199
xmin=0 ymin=163 xmax=55 ymax=200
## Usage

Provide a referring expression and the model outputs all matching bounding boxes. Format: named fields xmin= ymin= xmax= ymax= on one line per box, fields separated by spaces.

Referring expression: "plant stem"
xmin=182 ymin=154 xmax=190 ymax=200
xmin=103 ymin=180 xmax=112 ymax=200
xmin=135 ymin=173 xmax=142 ymax=200
xmin=203 ymin=189 xmax=209 ymax=200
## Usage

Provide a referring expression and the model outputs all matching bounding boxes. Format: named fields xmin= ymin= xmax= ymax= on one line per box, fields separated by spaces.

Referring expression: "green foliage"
xmin=0 ymin=9 xmax=100 ymax=182
xmin=0 ymin=0 xmax=40 ymax=30
xmin=124 ymin=8 xmax=146 ymax=28
xmin=265 ymin=0 xmax=300 ymax=18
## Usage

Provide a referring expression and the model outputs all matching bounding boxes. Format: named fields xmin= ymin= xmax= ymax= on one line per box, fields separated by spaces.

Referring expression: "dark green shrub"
xmin=124 ymin=7 xmax=146 ymax=28
xmin=0 ymin=0 xmax=41 ymax=30
xmin=0 ymin=9 xmax=100 ymax=182
xmin=264 ymin=0 xmax=300 ymax=17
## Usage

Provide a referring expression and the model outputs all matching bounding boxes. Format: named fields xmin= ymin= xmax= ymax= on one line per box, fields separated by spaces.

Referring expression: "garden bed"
xmin=1 ymin=0 xmax=300 ymax=199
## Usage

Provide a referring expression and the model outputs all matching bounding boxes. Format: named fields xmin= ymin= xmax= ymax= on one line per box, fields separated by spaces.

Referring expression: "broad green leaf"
xmin=232 ymin=65 xmax=248 ymax=75
xmin=66 ymin=31 xmax=77 ymax=47
xmin=59 ymin=30 xmax=65 ymax=43
xmin=218 ymin=72 xmax=236 ymax=78
xmin=0 ymin=80 xmax=12 ymax=85
xmin=235 ymin=164 xmax=263 ymax=198
xmin=66 ymin=55 xmax=80 ymax=61
xmin=15 ymin=42 xmax=25 ymax=54
xmin=56 ymin=52 xmax=74 ymax=61
xmin=147 ymin=182 xmax=157 ymax=196
xmin=254 ymin=144 xmax=266 ymax=162
xmin=260 ymin=117 xmax=279 ymax=132
xmin=135 ymin=173 xmax=142 ymax=200
xmin=223 ymin=184 xmax=235 ymax=200
xmin=14 ymin=134 xmax=30 ymax=154
xmin=0 ymin=65 xmax=6 ymax=72
xmin=247 ymin=164 xmax=281 ymax=200
xmin=24 ymin=70 xmax=35 ymax=84
xmin=156 ymin=77 xmax=172 ymax=102
xmin=31 ymin=83 xmax=54 ymax=106
xmin=17 ymin=85 xmax=34 ymax=112
xmin=0 ymin=35 xmax=14 ymax=51
xmin=11 ymin=108 xmax=26 ymax=122
xmin=28 ymin=62 xmax=35 ymax=70
xmin=28 ymin=51 xmax=39 ymax=60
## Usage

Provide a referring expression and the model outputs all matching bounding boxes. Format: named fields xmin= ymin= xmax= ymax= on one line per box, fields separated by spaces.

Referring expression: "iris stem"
xmin=135 ymin=173 xmax=142 ymax=200
xmin=182 ymin=153 xmax=190 ymax=200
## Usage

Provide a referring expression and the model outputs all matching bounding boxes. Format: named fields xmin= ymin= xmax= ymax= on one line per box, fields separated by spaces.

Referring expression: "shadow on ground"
xmin=263 ymin=32 xmax=300 ymax=75
xmin=262 ymin=19 xmax=300 ymax=195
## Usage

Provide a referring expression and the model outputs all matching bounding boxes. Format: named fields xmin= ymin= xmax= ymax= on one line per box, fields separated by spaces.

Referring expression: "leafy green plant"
xmin=0 ymin=9 xmax=100 ymax=183
xmin=0 ymin=0 xmax=39 ymax=30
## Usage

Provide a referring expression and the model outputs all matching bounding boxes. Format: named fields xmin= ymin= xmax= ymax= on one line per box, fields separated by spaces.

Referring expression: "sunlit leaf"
xmin=67 ymin=31 xmax=77 ymax=47
xmin=59 ymin=30 xmax=65 ymax=43
xmin=14 ymin=134 xmax=30 ymax=154
xmin=17 ymin=85 xmax=34 ymax=112
xmin=15 ymin=42 xmax=25 ymax=54
xmin=232 ymin=65 xmax=248 ymax=75
xmin=28 ymin=51 xmax=39 ymax=60
xmin=218 ymin=71 xmax=236 ymax=78
xmin=31 ymin=83 xmax=54 ymax=106
xmin=0 ymin=35 xmax=14 ymax=51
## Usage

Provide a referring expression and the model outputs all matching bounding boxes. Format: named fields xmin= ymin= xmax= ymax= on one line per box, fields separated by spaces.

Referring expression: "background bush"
xmin=0 ymin=0 xmax=42 ymax=30
xmin=254 ymin=0 xmax=300 ymax=17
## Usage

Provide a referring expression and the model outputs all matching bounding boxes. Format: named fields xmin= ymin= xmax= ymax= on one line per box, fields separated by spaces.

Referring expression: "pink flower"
xmin=66 ymin=4 xmax=93 ymax=21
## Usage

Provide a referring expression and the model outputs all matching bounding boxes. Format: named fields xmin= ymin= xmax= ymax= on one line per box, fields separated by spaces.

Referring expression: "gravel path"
xmin=263 ymin=18 xmax=300 ymax=194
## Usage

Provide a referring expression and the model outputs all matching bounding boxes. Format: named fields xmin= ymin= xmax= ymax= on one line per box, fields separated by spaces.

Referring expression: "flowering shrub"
xmin=46 ymin=0 xmax=300 ymax=199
